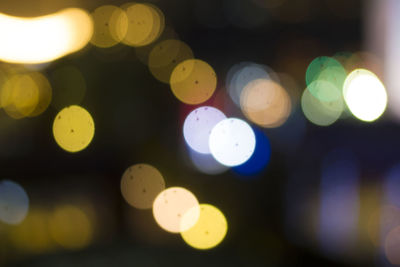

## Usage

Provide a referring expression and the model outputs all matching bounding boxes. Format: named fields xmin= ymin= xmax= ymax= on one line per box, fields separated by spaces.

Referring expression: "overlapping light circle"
xmin=90 ymin=5 xmax=128 ymax=48
xmin=0 ymin=71 xmax=52 ymax=119
xmin=121 ymin=3 xmax=165 ymax=47
xmin=149 ymin=39 xmax=194 ymax=83
xmin=209 ymin=118 xmax=256 ymax=167
xmin=240 ymin=78 xmax=291 ymax=128
xmin=181 ymin=204 xmax=227 ymax=250
xmin=152 ymin=187 xmax=200 ymax=233
xmin=301 ymin=87 xmax=344 ymax=126
xmin=183 ymin=106 xmax=226 ymax=154
xmin=226 ymin=62 xmax=272 ymax=107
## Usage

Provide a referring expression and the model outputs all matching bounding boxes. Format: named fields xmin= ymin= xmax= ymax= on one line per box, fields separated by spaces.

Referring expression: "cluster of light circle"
xmin=301 ymin=56 xmax=387 ymax=126
xmin=120 ymin=163 xmax=228 ymax=250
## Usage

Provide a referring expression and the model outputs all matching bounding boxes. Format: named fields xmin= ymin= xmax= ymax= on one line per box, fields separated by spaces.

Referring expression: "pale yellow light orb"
xmin=343 ymin=69 xmax=387 ymax=122
xmin=121 ymin=164 xmax=165 ymax=209
xmin=52 ymin=105 xmax=95 ymax=153
xmin=181 ymin=204 xmax=227 ymax=250
xmin=152 ymin=187 xmax=200 ymax=233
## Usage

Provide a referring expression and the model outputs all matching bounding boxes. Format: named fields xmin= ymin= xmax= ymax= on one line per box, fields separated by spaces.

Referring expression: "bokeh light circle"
xmin=384 ymin=225 xmax=400 ymax=265
xmin=49 ymin=205 xmax=92 ymax=250
xmin=122 ymin=3 xmax=164 ymax=47
xmin=121 ymin=163 xmax=166 ymax=209
xmin=183 ymin=106 xmax=226 ymax=154
xmin=226 ymin=62 xmax=272 ymax=107
xmin=209 ymin=118 xmax=256 ymax=167
xmin=233 ymin=127 xmax=271 ymax=176
xmin=343 ymin=69 xmax=387 ymax=122
xmin=240 ymin=78 xmax=291 ymax=128
xmin=152 ymin=187 xmax=200 ymax=233
xmin=170 ymin=59 xmax=217 ymax=105
xmin=301 ymin=88 xmax=343 ymax=126
xmin=90 ymin=5 xmax=128 ymax=48
xmin=0 ymin=180 xmax=29 ymax=225
xmin=149 ymin=39 xmax=194 ymax=84
xmin=52 ymin=105 xmax=95 ymax=153
xmin=181 ymin=204 xmax=228 ymax=250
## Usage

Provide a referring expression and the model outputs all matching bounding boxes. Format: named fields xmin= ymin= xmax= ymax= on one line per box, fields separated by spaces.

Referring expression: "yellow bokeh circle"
xmin=181 ymin=204 xmax=227 ymax=250
xmin=121 ymin=163 xmax=166 ymax=210
xmin=52 ymin=105 xmax=95 ymax=153
xmin=121 ymin=3 xmax=164 ymax=47
xmin=49 ymin=205 xmax=93 ymax=250
xmin=148 ymin=39 xmax=194 ymax=83
xmin=90 ymin=5 xmax=128 ymax=48
xmin=0 ymin=71 xmax=52 ymax=119
xmin=170 ymin=59 xmax=217 ymax=105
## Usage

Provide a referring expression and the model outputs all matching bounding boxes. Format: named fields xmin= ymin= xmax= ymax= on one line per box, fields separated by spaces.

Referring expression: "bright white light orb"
xmin=209 ymin=118 xmax=256 ymax=167
xmin=343 ymin=69 xmax=387 ymax=122
xmin=183 ymin=106 xmax=226 ymax=154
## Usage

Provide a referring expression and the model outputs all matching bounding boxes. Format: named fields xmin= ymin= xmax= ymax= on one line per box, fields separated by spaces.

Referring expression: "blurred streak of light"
xmin=319 ymin=149 xmax=359 ymax=257
xmin=49 ymin=205 xmax=93 ymax=250
xmin=209 ymin=118 xmax=256 ymax=167
xmin=170 ymin=59 xmax=217 ymax=105
xmin=343 ymin=69 xmax=387 ymax=122
xmin=188 ymin=147 xmax=229 ymax=175
xmin=301 ymin=88 xmax=343 ymax=126
xmin=226 ymin=62 xmax=275 ymax=107
xmin=121 ymin=3 xmax=165 ymax=47
xmin=9 ymin=209 xmax=54 ymax=253
xmin=52 ymin=105 xmax=95 ymax=153
xmin=240 ymin=79 xmax=291 ymax=128
xmin=0 ymin=180 xmax=29 ymax=225
xmin=152 ymin=187 xmax=200 ymax=233
xmin=183 ymin=106 xmax=226 ymax=154
xmin=359 ymin=184 xmax=381 ymax=248
xmin=50 ymin=65 xmax=86 ymax=110
xmin=181 ymin=204 xmax=227 ymax=250
xmin=90 ymin=5 xmax=128 ymax=48
xmin=1 ymin=71 xmax=52 ymax=119
xmin=149 ymin=39 xmax=194 ymax=84
xmin=223 ymin=0 xmax=269 ymax=28
xmin=0 ymin=8 xmax=93 ymax=64
xmin=232 ymin=127 xmax=271 ymax=177
xmin=120 ymin=164 xmax=165 ymax=210
xmin=378 ymin=0 xmax=400 ymax=121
